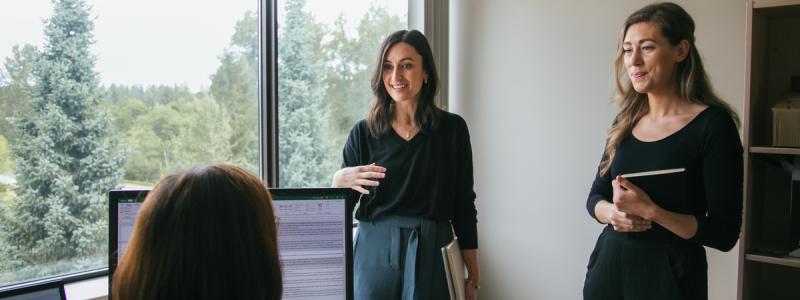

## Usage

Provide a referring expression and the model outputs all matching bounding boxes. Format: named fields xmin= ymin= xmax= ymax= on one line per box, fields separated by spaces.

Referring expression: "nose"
xmin=391 ymin=67 xmax=402 ymax=82
xmin=630 ymin=48 xmax=643 ymax=66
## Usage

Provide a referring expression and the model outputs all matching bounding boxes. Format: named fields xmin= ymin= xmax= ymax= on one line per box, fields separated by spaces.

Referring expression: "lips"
xmin=390 ymin=83 xmax=408 ymax=90
xmin=631 ymin=71 xmax=647 ymax=79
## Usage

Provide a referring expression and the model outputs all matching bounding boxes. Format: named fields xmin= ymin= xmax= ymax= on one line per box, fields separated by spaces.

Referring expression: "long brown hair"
xmin=112 ymin=165 xmax=282 ymax=300
xmin=367 ymin=29 xmax=440 ymax=137
xmin=600 ymin=2 xmax=740 ymax=175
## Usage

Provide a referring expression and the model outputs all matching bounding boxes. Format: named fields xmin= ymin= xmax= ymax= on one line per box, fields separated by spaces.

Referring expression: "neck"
xmin=646 ymin=86 xmax=687 ymax=118
xmin=393 ymin=100 xmax=418 ymax=125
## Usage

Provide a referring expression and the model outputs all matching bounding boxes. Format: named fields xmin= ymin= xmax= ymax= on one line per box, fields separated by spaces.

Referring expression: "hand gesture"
xmin=332 ymin=163 xmax=386 ymax=194
xmin=604 ymin=203 xmax=652 ymax=232
xmin=612 ymin=175 xmax=657 ymax=220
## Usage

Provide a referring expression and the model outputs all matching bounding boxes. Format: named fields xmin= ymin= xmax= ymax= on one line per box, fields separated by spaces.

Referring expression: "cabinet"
xmin=739 ymin=1 xmax=800 ymax=299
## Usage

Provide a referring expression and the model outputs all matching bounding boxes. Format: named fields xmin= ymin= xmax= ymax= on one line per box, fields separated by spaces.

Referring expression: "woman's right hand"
xmin=595 ymin=200 xmax=651 ymax=232
xmin=332 ymin=163 xmax=386 ymax=194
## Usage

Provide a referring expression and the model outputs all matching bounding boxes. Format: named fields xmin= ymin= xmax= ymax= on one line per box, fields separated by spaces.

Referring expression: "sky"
xmin=0 ymin=0 xmax=406 ymax=92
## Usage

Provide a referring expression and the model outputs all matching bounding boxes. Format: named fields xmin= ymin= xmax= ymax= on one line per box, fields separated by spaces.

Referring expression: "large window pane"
xmin=0 ymin=0 xmax=257 ymax=286
xmin=277 ymin=0 xmax=408 ymax=187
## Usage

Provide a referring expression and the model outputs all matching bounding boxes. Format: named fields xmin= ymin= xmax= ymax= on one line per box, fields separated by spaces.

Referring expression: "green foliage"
xmin=0 ymin=135 xmax=11 ymax=173
xmin=324 ymin=5 xmax=405 ymax=153
xmin=121 ymin=97 xmax=233 ymax=182
xmin=0 ymin=0 xmax=125 ymax=279
xmin=0 ymin=44 xmax=38 ymax=143
xmin=210 ymin=11 xmax=259 ymax=172
xmin=278 ymin=0 xmax=338 ymax=187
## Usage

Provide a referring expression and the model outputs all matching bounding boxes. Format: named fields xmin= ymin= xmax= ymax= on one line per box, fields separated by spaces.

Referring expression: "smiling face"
xmin=382 ymin=42 xmax=428 ymax=104
xmin=622 ymin=22 xmax=688 ymax=95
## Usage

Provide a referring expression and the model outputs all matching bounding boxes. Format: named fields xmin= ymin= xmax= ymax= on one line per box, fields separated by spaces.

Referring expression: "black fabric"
xmin=584 ymin=227 xmax=708 ymax=300
xmin=342 ymin=110 xmax=478 ymax=249
xmin=586 ymin=105 xmax=743 ymax=251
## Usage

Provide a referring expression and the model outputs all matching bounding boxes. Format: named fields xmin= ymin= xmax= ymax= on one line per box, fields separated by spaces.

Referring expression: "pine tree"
xmin=0 ymin=0 xmax=125 ymax=276
xmin=210 ymin=11 xmax=259 ymax=172
xmin=278 ymin=0 xmax=336 ymax=187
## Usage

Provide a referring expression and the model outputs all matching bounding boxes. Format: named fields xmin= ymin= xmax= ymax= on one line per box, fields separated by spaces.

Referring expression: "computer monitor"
xmin=108 ymin=189 xmax=149 ymax=280
xmin=0 ymin=280 xmax=65 ymax=300
xmin=108 ymin=188 xmax=355 ymax=300
xmin=271 ymin=188 xmax=355 ymax=300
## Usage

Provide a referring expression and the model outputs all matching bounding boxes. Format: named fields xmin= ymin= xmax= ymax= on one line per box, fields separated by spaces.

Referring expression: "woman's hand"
xmin=331 ymin=163 xmax=386 ymax=194
xmin=612 ymin=175 xmax=658 ymax=220
xmin=465 ymin=280 xmax=479 ymax=300
xmin=596 ymin=200 xmax=652 ymax=232
xmin=462 ymin=249 xmax=480 ymax=300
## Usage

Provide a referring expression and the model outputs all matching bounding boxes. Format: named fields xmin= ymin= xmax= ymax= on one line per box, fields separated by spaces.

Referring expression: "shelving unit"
xmin=739 ymin=1 xmax=800 ymax=299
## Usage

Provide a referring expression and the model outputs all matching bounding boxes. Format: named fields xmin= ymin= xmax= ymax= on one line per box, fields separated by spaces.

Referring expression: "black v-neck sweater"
xmin=342 ymin=110 xmax=478 ymax=249
xmin=587 ymin=106 xmax=743 ymax=251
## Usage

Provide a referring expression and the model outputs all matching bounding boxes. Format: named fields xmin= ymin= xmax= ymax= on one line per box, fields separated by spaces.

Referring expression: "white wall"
xmin=449 ymin=1 xmax=746 ymax=299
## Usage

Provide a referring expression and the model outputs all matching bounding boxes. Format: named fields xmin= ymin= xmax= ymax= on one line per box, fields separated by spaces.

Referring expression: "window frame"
xmin=0 ymin=0 xmax=446 ymax=294
xmin=261 ymin=0 xmax=448 ymax=188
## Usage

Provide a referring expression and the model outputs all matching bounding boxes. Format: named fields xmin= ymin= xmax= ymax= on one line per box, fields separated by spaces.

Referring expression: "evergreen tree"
xmin=0 ymin=44 xmax=38 ymax=144
xmin=210 ymin=11 xmax=259 ymax=172
xmin=278 ymin=0 xmax=336 ymax=187
xmin=0 ymin=0 xmax=125 ymax=276
xmin=325 ymin=6 xmax=405 ymax=152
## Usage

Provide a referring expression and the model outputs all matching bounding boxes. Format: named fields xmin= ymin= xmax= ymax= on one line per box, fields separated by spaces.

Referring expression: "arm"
xmin=689 ymin=112 xmax=743 ymax=251
xmin=334 ymin=121 xmax=385 ymax=194
xmin=588 ymin=150 xmax=651 ymax=232
xmin=462 ymin=249 xmax=480 ymax=299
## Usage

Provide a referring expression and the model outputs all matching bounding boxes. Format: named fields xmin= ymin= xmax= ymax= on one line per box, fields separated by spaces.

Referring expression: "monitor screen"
xmin=0 ymin=281 xmax=65 ymax=300
xmin=108 ymin=188 xmax=354 ymax=300
xmin=271 ymin=188 xmax=354 ymax=300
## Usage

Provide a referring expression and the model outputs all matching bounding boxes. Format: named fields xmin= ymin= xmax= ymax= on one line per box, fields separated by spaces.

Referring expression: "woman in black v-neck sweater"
xmin=583 ymin=3 xmax=743 ymax=300
xmin=333 ymin=30 xmax=480 ymax=300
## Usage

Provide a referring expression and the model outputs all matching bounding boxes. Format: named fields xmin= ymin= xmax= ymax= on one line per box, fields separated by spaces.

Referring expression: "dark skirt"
xmin=584 ymin=226 xmax=708 ymax=300
xmin=354 ymin=216 xmax=453 ymax=300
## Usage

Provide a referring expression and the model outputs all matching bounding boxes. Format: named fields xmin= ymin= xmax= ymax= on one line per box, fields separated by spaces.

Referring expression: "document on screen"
xmin=275 ymin=198 xmax=347 ymax=300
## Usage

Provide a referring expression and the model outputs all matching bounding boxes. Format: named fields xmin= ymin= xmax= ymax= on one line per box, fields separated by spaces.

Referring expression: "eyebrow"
xmin=623 ymin=38 xmax=657 ymax=46
xmin=384 ymin=57 xmax=414 ymax=63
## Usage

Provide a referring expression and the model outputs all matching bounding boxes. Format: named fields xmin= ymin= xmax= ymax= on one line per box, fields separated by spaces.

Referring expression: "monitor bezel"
xmin=107 ymin=189 xmax=149 ymax=299
xmin=269 ymin=187 xmax=355 ymax=300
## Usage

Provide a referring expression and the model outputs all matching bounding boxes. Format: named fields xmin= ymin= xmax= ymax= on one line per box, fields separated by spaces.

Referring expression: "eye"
xmin=642 ymin=45 xmax=655 ymax=51
xmin=401 ymin=63 xmax=413 ymax=70
xmin=622 ymin=48 xmax=632 ymax=54
xmin=382 ymin=63 xmax=393 ymax=71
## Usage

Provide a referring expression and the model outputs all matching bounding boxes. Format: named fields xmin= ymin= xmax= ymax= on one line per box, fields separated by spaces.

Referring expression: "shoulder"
xmin=698 ymin=105 xmax=738 ymax=132
xmin=346 ymin=119 xmax=369 ymax=139
xmin=438 ymin=110 xmax=469 ymax=130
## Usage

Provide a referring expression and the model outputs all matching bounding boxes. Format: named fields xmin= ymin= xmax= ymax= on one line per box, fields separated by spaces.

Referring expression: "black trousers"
xmin=583 ymin=226 xmax=708 ymax=300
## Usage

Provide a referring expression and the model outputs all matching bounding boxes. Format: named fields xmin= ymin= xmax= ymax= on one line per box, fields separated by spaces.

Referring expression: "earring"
xmin=424 ymin=79 xmax=428 ymax=85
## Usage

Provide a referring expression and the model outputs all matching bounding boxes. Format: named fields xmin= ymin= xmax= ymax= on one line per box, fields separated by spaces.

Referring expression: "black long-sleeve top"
xmin=342 ymin=110 xmax=479 ymax=249
xmin=587 ymin=106 xmax=743 ymax=251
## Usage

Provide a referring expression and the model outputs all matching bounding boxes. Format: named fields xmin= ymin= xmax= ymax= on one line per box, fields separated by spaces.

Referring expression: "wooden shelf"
xmin=754 ymin=0 xmax=800 ymax=9
xmin=746 ymin=254 xmax=800 ymax=268
xmin=750 ymin=147 xmax=800 ymax=155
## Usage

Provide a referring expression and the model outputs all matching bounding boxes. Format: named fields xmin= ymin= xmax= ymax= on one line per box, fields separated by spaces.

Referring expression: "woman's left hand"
xmin=465 ymin=280 xmax=479 ymax=300
xmin=612 ymin=175 xmax=657 ymax=220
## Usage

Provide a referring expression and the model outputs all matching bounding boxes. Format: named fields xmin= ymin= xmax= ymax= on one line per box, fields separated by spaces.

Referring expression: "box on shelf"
xmin=772 ymin=77 xmax=800 ymax=147
xmin=772 ymin=99 xmax=800 ymax=147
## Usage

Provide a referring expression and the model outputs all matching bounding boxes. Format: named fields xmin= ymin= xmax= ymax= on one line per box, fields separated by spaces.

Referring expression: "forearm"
xmin=593 ymin=200 xmax=613 ymax=224
xmin=461 ymin=249 xmax=480 ymax=285
xmin=646 ymin=206 xmax=698 ymax=239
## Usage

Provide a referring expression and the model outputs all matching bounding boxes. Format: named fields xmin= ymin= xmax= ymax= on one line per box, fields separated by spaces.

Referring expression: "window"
xmin=0 ymin=0 xmax=421 ymax=290
xmin=276 ymin=0 xmax=408 ymax=187
xmin=0 ymin=0 xmax=257 ymax=286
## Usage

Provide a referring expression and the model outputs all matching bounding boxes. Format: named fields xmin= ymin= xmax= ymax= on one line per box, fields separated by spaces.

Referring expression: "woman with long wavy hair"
xmin=583 ymin=3 xmax=743 ymax=299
